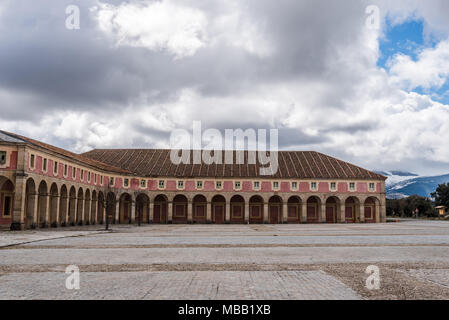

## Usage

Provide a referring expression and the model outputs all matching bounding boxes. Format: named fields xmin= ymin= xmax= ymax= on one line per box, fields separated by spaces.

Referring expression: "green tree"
xmin=431 ymin=183 xmax=449 ymax=208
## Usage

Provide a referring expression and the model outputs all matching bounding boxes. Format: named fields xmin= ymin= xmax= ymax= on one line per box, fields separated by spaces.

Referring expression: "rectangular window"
xmin=100 ymin=176 xmax=104 ymax=185
xmin=291 ymin=182 xmax=298 ymax=190
xmin=141 ymin=179 xmax=146 ymax=188
xmin=311 ymin=182 xmax=317 ymax=190
xmin=369 ymin=183 xmax=375 ymax=191
xmin=216 ymin=181 xmax=222 ymax=189
xmin=43 ymin=158 xmax=47 ymax=172
xmin=72 ymin=167 xmax=76 ymax=179
xmin=330 ymin=182 xmax=337 ymax=190
xmin=159 ymin=180 xmax=165 ymax=189
xmin=124 ymin=178 xmax=129 ymax=187
xmin=254 ymin=181 xmax=260 ymax=189
xmin=109 ymin=177 xmax=115 ymax=186
xmin=3 ymin=195 xmax=11 ymax=216
xmin=234 ymin=181 xmax=241 ymax=189
xmin=53 ymin=161 xmax=58 ymax=175
xmin=88 ymin=172 xmax=91 ymax=182
xmin=349 ymin=182 xmax=356 ymax=191
xmin=0 ymin=151 xmax=6 ymax=165
xmin=196 ymin=181 xmax=203 ymax=189
xmin=177 ymin=181 xmax=184 ymax=189
xmin=30 ymin=154 xmax=35 ymax=169
xmin=273 ymin=181 xmax=279 ymax=190
xmin=64 ymin=164 xmax=68 ymax=176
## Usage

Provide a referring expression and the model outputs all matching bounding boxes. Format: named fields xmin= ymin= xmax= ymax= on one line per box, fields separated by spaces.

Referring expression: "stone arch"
xmin=325 ymin=196 xmax=340 ymax=224
xmin=249 ymin=195 xmax=263 ymax=224
xmin=84 ymin=189 xmax=91 ymax=225
xmin=364 ymin=196 xmax=380 ymax=223
xmin=68 ymin=186 xmax=76 ymax=225
xmin=59 ymin=185 xmax=68 ymax=226
xmin=119 ymin=193 xmax=132 ymax=224
xmin=37 ymin=180 xmax=48 ymax=228
xmin=211 ymin=194 xmax=226 ymax=224
xmin=91 ymin=190 xmax=97 ymax=224
xmin=153 ymin=194 xmax=168 ymax=224
xmin=192 ymin=194 xmax=207 ymax=223
xmin=49 ymin=183 xmax=59 ymax=227
xmin=0 ymin=176 xmax=15 ymax=227
xmin=268 ymin=195 xmax=283 ymax=224
xmin=230 ymin=195 xmax=244 ymax=224
xmin=25 ymin=178 xmax=37 ymax=228
xmin=173 ymin=194 xmax=188 ymax=224
xmin=76 ymin=187 xmax=84 ymax=225
xmin=287 ymin=196 xmax=301 ymax=224
xmin=344 ymin=196 xmax=360 ymax=223
xmin=136 ymin=193 xmax=150 ymax=224
xmin=306 ymin=196 xmax=321 ymax=223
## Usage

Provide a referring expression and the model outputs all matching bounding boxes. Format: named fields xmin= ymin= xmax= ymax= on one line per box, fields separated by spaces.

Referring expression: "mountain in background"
xmin=376 ymin=171 xmax=449 ymax=199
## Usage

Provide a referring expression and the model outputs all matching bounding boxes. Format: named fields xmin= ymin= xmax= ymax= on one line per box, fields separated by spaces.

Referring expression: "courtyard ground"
xmin=1 ymin=220 xmax=449 ymax=300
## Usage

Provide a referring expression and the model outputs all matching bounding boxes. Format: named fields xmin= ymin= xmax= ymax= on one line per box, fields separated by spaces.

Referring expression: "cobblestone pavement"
xmin=0 ymin=220 xmax=449 ymax=300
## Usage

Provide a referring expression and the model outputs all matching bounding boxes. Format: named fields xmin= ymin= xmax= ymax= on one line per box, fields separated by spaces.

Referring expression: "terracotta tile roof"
xmin=82 ymin=149 xmax=387 ymax=180
xmin=0 ymin=130 xmax=131 ymax=174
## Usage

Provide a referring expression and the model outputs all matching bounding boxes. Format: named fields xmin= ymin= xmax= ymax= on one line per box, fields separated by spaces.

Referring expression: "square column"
xmin=301 ymin=202 xmax=307 ymax=223
xmin=340 ymin=203 xmax=346 ymax=223
xmin=11 ymin=177 xmax=26 ymax=230
xmin=187 ymin=200 xmax=193 ymax=223
xmin=359 ymin=203 xmax=365 ymax=223
xmin=320 ymin=203 xmax=326 ymax=223
xmin=149 ymin=201 xmax=154 ymax=223
xmin=244 ymin=203 xmax=249 ymax=223
xmin=282 ymin=203 xmax=288 ymax=223
xmin=206 ymin=202 xmax=211 ymax=223
xmin=115 ymin=200 xmax=120 ymax=223
xmin=168 ymin=202 xmax=173 ymax=223
xmin=226 ymin=202 xmax=231 ymax=223
xmin=263 ymin=203 xmax=268 ymax=223
xmin=131 ymin=201 xmax=136 ymax=223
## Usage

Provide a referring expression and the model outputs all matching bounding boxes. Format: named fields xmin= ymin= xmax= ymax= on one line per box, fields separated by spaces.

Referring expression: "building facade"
xmin=0 ymin=130 xmax=387 ymax=230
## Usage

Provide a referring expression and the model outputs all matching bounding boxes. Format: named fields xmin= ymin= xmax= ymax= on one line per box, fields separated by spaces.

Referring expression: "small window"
xmin=234 ymin=181 xmax=241 ymax=189
xmin=64 ymin=164 xmax=68 ymax=176
xmin=177 ymin=181 xmax=184 ymax=189
xmin=216 ymin=181 xmax=222 ymax=189
xmin=80 ymin=169 xmax=84 ymax=181
xmin=159 ymin=180 xmax=165 ymax=189
xmin=124 ymin=178 xmax=129 ymax=187
xmin=109 ymin=177 xmax=115 ymax=186
xmin=273 ymin=181 xmax=279 ymax=190
xmin=196 ymin=181 xmax=203 ymax=189
xmin=291 ymin=182 xmax=298 ymax=190
xmin=253 ymin=181 xmax=260 ymax=190
xmin=100 ymin=176 xmax=104 ymax=185
xmin=3 ymin=195 xmax=12 ymax=217
xmin=72 ymin=167 xmax=76 ymax=179
xmin=140 ymin=179 xmax=147 ymax=188
xmin=0 ymin=151 xmax=6 ymax=165
xmin=369 ymin=183 xmax=375 ymax=191
xmin=30 ymin=154 xmax=35 ymax=168
xmin=53 ymin=161 xmax=58 ymax=175
xmin=330 ymin=182 xmax=337 ymax=190
xmin=349 ymin=182 xmax=356 ymax=191
xmin=43 ymin=158 xmax=47 ymax=172
xmin=94 ymin=173 xmax=97 ymax=184
xmin=311 ymin=182 xmax=317 ymax=190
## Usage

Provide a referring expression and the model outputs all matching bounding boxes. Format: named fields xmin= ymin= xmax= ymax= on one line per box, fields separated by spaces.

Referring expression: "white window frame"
xmin=196 ymin=180 xmax=203 ymax=190
xmin=253 ymin=181 xmax=261 ymax=190
xmin=272 ymin=181 xmax=279 ymax=190
xmin=368 ymin=182 xmax=376 ymax=192
xmin=291 ymin=181 xmax=298 ymax=190
xmin=53 ymin=161 xmax=58 ymax=176
xmin=30 ymin=154 xmax=35 ymax=169
xmin=215 ymin=181 xmax=223 ymax=190
xmin=140 ymin=179 xmax=147 ymax=189
xmin=330 ymin=182 xmax=337 ymax=191
xmin=158 ymin=180 xmax=166 ymax=190
xmin=63 ymin=164 xmax=68 ymax=178
xmin=177 ymin=180 xmax=185 ymax=190
xmin=234 ymin=181 xmax=241 ymax=190
xmin=72 ymin=167 xmax=76 ymax=179
xmin=310 ymin=182 xmax=318 ymax=191
xmin=349 ymin=182 xmax=356 ymax=191
xmin=123 ymin=178 xmax=129 ymax=188
xmin=109 ymin=177 xmax=115 ymax=187
xmin=42 ymin=158 xmax=48 ymax=173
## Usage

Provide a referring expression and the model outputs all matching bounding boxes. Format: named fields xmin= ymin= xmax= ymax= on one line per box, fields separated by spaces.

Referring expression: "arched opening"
xmin=173 ymin=195 xmax=188 ymax=223
xmin=119 ymin=193 xmax=132 ymax=224
xmin=230 ymin=195 xmax=244 ymax=224
xmin=84 ymin=189 xmax=91 ymax=225
xmin=325 ymin=197 xmax=340 ymax=224
xmin=68 ymin=186 xmax=76 ymax=225
xmin=306 ymin=196 xmax=321 ymax=223
xmin=364 ymin=197 xmax=379 ymax=223
xmin=59 ymin=185 xmax=68 ymax=226
xmin=76 ymin=188 xmax=84 ymax=225
xmin=249 ymin=195 xmax=263 ymax=224
xmin=106 ymin=192 xmax=116 ymax=224
xmin=345 ymin=197 xmax=360 ymax=223
xmin=49 ymin=183 xmax=59 ymax=227
xmin=25 ymin=178 xmax=36 ymax=228
xmin=136 ymin=194 xmax=149 ymax=224
xmin=153 ymin=194 xmax=168 ymax=224
xmin=97 ymin=191 xmax=105 ymax=224
xmin=0 ymin=177 xmax=14 ymax=227
xmin=287 ymin=196 xmax=301 ymax=224
xmin=192 ymin=195 xmax=207 ymax=223
xmin=91 ymin=190 xmax=97 ymax=224
xmin=37 ymin=181 xmax=48 ymax=228
xmin=269 ymin=196 xmax=282 ymax=224
xmin=211 ymin=195 xmax=225 ymax=224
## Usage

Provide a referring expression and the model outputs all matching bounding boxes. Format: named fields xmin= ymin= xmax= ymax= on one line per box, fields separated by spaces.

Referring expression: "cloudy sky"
xmin=1 ymin=0 xmax=449 ymax=175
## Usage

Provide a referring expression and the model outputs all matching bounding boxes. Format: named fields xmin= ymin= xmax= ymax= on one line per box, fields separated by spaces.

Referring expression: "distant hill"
xmin=379 ymin=171 xmax=449 ymax=199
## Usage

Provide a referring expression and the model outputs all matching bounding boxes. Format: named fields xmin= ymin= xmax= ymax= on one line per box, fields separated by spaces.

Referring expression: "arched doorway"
xmin=136 ymin=194 xmax=149 ymax=224
xmin=287 ymin=196 xmax=301 ymax=224
xmin=25 ymin=178 xmax=36 ymax=228
xmin=249 ymin=196 xmax=263 ymax=224
xmin=211 ymin=195 xmax=225 ymax=224
xmin=0 ymin=177 xmax=14 ymax=227
xmin=325 ymin=197 xmax=339 ymax=224
xmin=37 ymin=181 xmax=48 ymax=228
xmin=119 ymin=193 xmax=131 ymax=224
xmin=230 ymin=195 xmax=244 ymax=223
xmin=68 ymin=186 xmax=76 ymax=225
xmin=192 ymin=195 xmax=207 ymax=223
xmin=97 ymin=191 xmax=105 ymax=224
xmin=173 ymin=195 xmax=188 ymax=223
xmin=49 ymin=183 xmax=59 ymax=227
xmin=59 ymin=185 xmax=68 ymax=226
xmin=76 ymin=188 xmax=84 ymax=225
xmin=153 ymin=194 xmax=168 ymax=224
xmin=306 ymin=196 xmax=320 ymax=223
xmin=345 ymin=197 xmax=359 ymax=223
xmin=269 ymin=196 xmax=282 ymax=224
xmin=364 ymin=197 xmax=378 ymax=223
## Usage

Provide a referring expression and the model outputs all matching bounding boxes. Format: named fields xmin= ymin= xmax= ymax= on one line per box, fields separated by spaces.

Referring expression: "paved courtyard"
xmin=1 ymin=220 xmax=449 ymax=299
